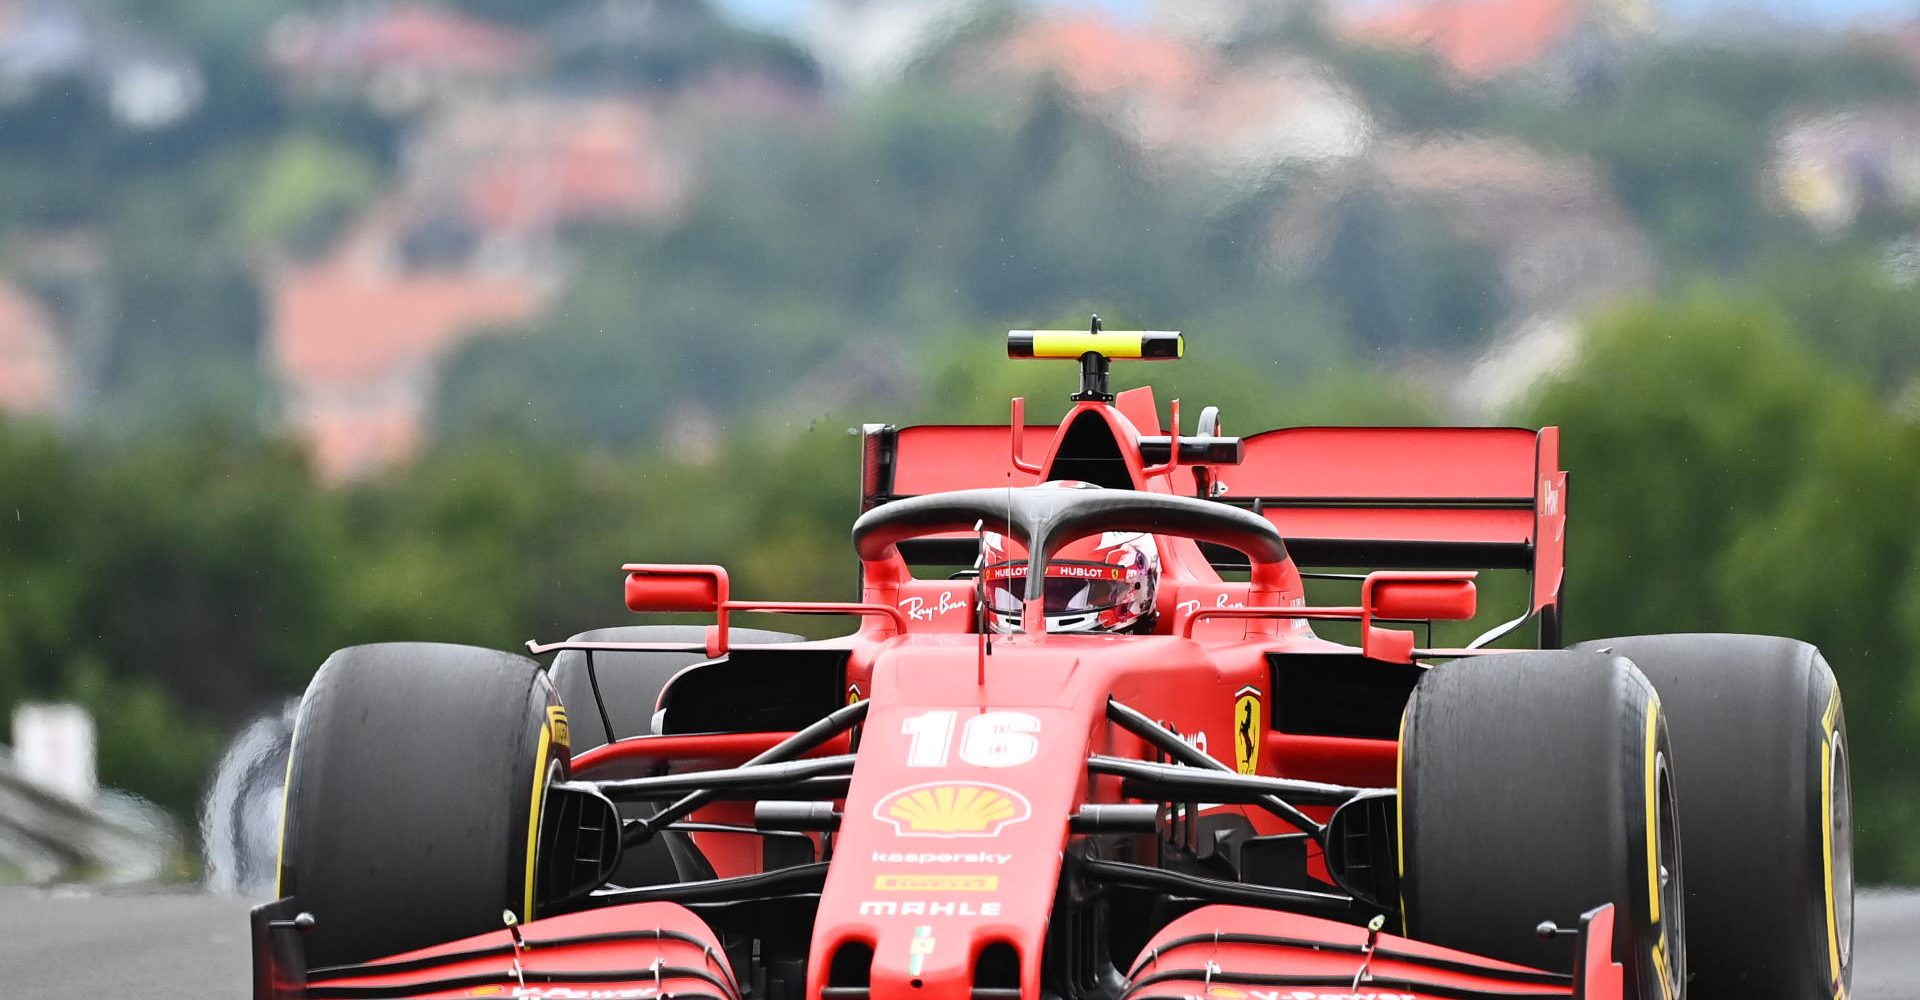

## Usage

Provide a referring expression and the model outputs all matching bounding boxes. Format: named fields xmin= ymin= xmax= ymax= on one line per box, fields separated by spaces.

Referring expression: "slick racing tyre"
xmin=277 ymin=643 xmax=566 ymax=968
xmin=1400 ymin=651 xmax=1684 ymax=1000
xmin=1573 ymin=634 xmax=1851 ymax=1000
xmin=549 ymin=625 xmax=801 ymax=751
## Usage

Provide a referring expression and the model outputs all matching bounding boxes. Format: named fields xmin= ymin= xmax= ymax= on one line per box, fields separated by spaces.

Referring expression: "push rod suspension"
xmin=1087 ymin=754 xmax=1375 ymax=808
xmin=624 ymin=699 xmax=870 ymax=847
xmin=1105 ymin=698 xmax=1327 ymax=843
xmin=1076 ymin=857 xmax=1358 ymax=922
xmin=583 ymin=755 xmax=855 ymax=802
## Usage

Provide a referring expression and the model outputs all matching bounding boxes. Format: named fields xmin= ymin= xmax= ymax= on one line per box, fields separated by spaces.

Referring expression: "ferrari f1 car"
xmin=256 ymin=326 xmax=1853 ymax=1000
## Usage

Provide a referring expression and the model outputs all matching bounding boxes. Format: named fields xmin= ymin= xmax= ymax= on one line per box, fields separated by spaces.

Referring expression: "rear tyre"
xmin=1573 ymin=634 xmax=1851 ymax=1000
xmin=549 ymin=625 xmax=802 ymax=751
xmin=1400 ymin=651 xmax=1684 ymax=1000
xmin=277 ymin=643 xmax=565 ymax=968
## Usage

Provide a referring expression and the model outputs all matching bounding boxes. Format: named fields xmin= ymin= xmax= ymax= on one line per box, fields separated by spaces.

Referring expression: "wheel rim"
xmin=1654 ymin=751 xmax=1686 ymax=1000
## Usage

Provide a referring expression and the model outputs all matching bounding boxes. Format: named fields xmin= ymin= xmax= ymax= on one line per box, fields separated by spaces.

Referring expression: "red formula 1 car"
xmin=256 ymin=327 xmax=1854 ymax=1000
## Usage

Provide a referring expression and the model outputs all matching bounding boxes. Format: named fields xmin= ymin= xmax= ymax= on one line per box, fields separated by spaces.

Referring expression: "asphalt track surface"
xmin=1 ymin=888 xmax=1916 ymax=999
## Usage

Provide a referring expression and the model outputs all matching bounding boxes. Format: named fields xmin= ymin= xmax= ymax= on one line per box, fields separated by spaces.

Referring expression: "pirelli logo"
xmin=873 ymin=874 xmax=999 ymax=892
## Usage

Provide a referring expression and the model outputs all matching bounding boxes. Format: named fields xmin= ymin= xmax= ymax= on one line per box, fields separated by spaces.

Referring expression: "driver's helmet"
xmin=980 ymin=482 xmax=1160 ymax=635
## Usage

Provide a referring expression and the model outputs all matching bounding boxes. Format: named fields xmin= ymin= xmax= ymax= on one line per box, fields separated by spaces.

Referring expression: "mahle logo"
xmin=875 ymin=782 xmax=1032 ymax=838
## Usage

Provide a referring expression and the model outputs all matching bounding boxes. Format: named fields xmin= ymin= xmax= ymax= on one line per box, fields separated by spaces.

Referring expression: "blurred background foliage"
xmin=0 ymin=0 xmax=1917 ymax=880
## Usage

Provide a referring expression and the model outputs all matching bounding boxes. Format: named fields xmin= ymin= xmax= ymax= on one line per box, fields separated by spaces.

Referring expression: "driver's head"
xmin=980 ymin=481 xmax=1160 ymax=635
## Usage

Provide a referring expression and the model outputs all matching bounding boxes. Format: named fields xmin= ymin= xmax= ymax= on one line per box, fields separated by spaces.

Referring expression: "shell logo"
xmin=875 ymin=782 xmax=1033 ymax=838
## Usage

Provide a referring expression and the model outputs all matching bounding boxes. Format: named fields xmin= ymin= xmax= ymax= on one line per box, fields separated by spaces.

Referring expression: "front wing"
xmin=253 ymin=898 xmax=1624 ymax=1000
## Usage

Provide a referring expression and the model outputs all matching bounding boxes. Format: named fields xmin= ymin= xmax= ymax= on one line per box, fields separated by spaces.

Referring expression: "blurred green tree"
xmin=432 ymin=87 xmax=1366 ymax=450
xmin=1508 ymin=45 xmax=1915 ymax=269
xmin=1524 ymin=292 xmax=1920 ymax=880
xmin=237 ymin=133 xmax=383 ymax=255
xmin=1759 ymin=249 xmax=1920 ymax=397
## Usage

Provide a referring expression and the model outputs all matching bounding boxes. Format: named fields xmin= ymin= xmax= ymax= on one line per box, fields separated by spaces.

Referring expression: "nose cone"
xmin=814 ymin=772 xmax=1065 ymax=999
xmin=806 ymin=645 xmax=1097 ymax=1000
xmin=862 ymin=895 xmax=1017 ymax=999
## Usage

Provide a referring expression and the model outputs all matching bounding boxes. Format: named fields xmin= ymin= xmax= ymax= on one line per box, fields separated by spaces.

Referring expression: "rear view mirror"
xmin=623 ymin=564 xmax=729 ymax=613
xmin=1363 ymin=572 xmax=1477 ymax=622
xmin=1360 ymin=571 xmax=1477 ymax=663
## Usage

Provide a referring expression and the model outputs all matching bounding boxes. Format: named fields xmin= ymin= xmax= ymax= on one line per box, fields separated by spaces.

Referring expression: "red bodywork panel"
xmin=262 ymin=382 xmax=1595 ymax=1000
xmin=297 ymin=902 xmax=740 ymax=1000
xmin=1124 ymin=904 xmax=1619 ymax=1000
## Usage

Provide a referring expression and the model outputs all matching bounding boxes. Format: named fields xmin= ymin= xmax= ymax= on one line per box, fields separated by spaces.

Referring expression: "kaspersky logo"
xmin=875 ymin=782 xmax=1032 ymax=838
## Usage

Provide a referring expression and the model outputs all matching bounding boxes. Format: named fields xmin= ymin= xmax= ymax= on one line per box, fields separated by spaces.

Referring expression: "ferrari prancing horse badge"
xmin=1233 ymin=686 xmax=1261 ymax=775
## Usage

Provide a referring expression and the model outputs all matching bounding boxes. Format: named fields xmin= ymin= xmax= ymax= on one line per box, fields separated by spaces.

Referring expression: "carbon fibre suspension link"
xmin=1105 ymin=697 xmax=1328 ymax=845
xmin=622 ymin=698 xmax=870 ymax=847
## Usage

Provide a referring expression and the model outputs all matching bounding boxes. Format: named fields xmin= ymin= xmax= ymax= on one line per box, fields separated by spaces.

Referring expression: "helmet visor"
xmin=983 ymin=561 xmax=1135 ymax=617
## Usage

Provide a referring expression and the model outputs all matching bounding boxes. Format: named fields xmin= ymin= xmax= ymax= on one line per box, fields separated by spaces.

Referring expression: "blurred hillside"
xmin=2 ymin=0 xmax=1920 ymax=880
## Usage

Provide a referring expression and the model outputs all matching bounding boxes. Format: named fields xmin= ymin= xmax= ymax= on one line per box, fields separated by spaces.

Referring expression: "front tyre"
xmin=1400 ymin=651 xmax=1684 ymax=1000
xmin=276 ymin=643 xmax=566 ymax=967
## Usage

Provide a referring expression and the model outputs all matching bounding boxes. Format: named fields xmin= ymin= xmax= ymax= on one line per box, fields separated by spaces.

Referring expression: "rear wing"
xmin=860 ymin=422 xmax=1566 ymax=644
xmin=1218 ymin=426 xmax=1564 ymax=617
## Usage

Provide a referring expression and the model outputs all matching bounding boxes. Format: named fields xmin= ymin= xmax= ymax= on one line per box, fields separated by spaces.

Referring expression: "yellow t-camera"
xmin=1006 ymin=329 xmax=1183 ymax=361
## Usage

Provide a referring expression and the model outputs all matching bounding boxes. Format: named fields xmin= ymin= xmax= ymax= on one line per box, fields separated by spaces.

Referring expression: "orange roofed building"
xmin=975 ymin=13 xmax=1370 ymax=179
xmin=418 ymin=96 xmax=689 ymax=237
xmin=269 ymin=3 xmax=538 ymax=111
xmin=269 ymin=93 xmax=687 ymax=482
xmin=0 ymin=279 xmax=70 ymax=419
xmin=993 ymin=12 xmax=1207 ymax=99
xmin=1337 ymin=0 xmax=1649 ymax=82
xmin=269 ymin=223 xmax=548 ymax=481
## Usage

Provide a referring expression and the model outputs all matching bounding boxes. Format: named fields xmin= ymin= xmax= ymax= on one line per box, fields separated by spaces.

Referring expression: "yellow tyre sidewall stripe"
xmin=1644 ymin=692 xmax=1676 ymax=1000
xmin=1395 ymin=708 xmax=1408 ymax=920
xmin=522 ymin=706 xmax=562 ymax=923
xmin=1820 ymin=690 xmax=1844 ymax=993
xmin=1644 ymin=692 xmax=1661 ymax=923
xmin=273 ymin=711 xmax=302 ymax=898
